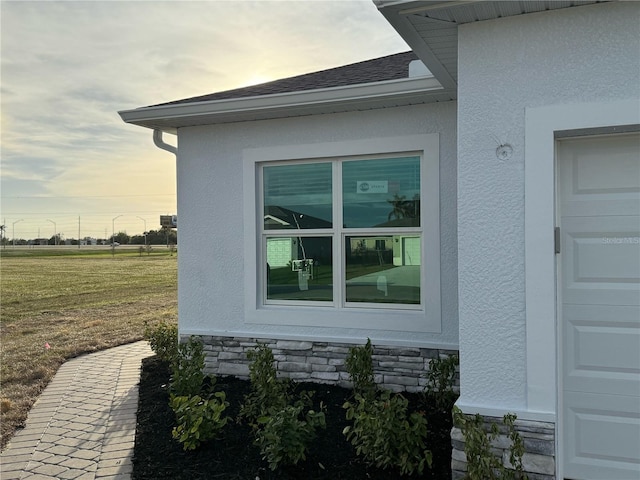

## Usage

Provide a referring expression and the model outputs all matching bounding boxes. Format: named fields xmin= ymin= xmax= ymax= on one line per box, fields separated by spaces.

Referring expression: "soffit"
xmin=376 ymin=0 xmax=607 ymax=90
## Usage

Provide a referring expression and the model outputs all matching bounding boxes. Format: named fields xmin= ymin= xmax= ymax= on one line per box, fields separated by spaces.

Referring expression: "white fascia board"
xmin=118 ymin=75 xmax=446 ymax=131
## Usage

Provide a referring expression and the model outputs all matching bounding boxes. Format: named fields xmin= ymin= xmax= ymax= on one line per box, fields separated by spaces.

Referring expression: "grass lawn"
xmin=0 ymin=247 xmax=177 ymax=450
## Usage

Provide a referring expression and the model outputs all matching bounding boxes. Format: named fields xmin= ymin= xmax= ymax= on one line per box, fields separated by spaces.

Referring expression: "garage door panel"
xmin=562 ymin=216 xmax=640 ymax=306
xmin=560 ymin=199 xmax=640 ymax=217
xmin=559 ymin=134 xmax=640 ymax=199
xmin=564 ymin=305 xmax=640 ymax=397
xmin=564 ymin=391 xmax=640 ymax=480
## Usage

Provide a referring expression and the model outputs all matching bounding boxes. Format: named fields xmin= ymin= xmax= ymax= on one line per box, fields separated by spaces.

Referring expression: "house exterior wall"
xmin=176 ymin=102 xmax=458 ymax=354
xmin=454 ymin=3 xmax=639 ymax=478
xmin=456 ymin=0 xmax=639 ymax=417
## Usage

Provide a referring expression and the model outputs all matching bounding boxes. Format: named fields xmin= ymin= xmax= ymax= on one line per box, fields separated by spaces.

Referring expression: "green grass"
xmin=0 ymin=249 xmax=177 ymax=449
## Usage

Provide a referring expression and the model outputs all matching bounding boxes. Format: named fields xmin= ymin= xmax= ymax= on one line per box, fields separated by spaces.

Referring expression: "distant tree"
xmin=137 ymin=229 xmax=177 ymax=245
xmin=111 ymin=231 xmax=130 ymax=245
xmin=129 ymin=235 xmax=144 ymax=245
xmin=48 ymin=234 xmax=63 ymax=245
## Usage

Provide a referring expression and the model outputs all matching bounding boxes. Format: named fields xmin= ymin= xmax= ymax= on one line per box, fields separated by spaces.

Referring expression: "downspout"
xmin=153 ymin=129 xmax=177 ymax=156
xmin=152 ymin=129 xmax=177 ymax=251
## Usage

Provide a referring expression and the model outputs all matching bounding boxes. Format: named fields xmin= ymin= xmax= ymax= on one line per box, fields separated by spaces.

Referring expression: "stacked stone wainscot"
xmin=188 ymin=335 xmax=458 ymax=394
xmin=451 ymin=415 xmax=556 ymax=480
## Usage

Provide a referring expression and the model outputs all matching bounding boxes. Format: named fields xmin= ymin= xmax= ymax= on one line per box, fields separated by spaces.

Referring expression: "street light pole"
xmin=46 ymin=219 xmax=57 ymax=245
xmin=12 ymin=219 xmax=23 ymax=247
xmin=136 ymin=216 xmax=147 ymax=247
xmin=112 ymin=215 xmax=122 ymax=256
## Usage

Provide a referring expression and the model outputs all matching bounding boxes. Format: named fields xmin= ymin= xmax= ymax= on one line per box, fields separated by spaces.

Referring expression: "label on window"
xmin=356 ymin=181 xmax=388 ymax=194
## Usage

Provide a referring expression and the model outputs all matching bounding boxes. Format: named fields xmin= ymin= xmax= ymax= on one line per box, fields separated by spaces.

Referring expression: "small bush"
xmin=345 ymin=338 xmax=376 ymax=400
xmin=170 ymin=336 xmax=206 ymax=397
xmin=239 ymin=344 xmax=291 ymax=425
xmin=343 ymin=390 xmax=431 ymax=476
xmin=255 ymin=401 xmax=326 ymax=470
xmin=240 ymin=344 xmax=326 ymax=471
xmin=170 ymin=392 xmax=229 ymax=451
xmin=425 ymin=354 xmax=459 ymax=409
xmin=144 ymin=321 xmax=178 ymax=362
xmin=343 ymin=339 xmax=432 ymax=476
xmin=453 ymin=407 xmax=528 ymax=480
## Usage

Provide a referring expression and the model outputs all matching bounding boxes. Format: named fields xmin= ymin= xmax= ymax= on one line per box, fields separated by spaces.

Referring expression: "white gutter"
xmin=152 ymin=129 xmax=177 ymax=156
xmin=119 ymin=74 xmax=450 ymax=132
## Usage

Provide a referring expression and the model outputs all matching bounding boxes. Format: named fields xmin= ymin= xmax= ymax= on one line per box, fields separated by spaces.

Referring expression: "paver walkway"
xmin=1 ymin=341 xmax=153 ymax=480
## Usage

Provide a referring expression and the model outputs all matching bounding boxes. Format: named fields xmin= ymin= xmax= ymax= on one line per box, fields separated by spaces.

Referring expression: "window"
xmin=244 ymin=134 xmax=441 ymax=333
xmin=262 ymin=154 xmax=422 ymax=308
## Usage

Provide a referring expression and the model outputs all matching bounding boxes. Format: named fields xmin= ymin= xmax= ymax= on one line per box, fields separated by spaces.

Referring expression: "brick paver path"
xmin=1 ymin=341 xmax=153 ymax=480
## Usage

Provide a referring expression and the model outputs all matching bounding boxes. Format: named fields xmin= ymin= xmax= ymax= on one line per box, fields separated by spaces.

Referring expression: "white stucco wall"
xmin=456 ymin=2 xmax=640 ymax=415
xmin=176 ymin=101 xmax=458 ymax=348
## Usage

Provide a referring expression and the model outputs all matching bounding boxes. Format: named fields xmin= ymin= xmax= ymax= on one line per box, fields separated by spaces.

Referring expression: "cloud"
xmin=0 ymin=0 xmax=408 ymax=238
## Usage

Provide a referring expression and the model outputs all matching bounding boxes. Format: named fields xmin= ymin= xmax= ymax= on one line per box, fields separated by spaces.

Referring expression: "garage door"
xmin=558 ymin=133 xmax=640 ymax=479
xmin=402 ymin=236 xmax=421 ymax=266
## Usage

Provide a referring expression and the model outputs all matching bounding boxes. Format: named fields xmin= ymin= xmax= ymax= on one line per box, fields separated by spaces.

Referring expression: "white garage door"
xmin=558 ymin=133 xmax=640 ymax=480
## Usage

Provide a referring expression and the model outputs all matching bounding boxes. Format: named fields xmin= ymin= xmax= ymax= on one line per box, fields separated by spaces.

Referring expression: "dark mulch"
xmin=133 ymin=356 xmax=454 ymax=480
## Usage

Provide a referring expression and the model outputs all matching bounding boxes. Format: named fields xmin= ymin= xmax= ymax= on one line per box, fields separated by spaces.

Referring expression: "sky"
xmin=0 ymin=0 xmax=409 ymax=241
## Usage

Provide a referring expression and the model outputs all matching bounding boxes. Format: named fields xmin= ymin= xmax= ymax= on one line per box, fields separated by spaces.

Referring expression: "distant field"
xmin=0 ymin=248 xmax=177 ymax=450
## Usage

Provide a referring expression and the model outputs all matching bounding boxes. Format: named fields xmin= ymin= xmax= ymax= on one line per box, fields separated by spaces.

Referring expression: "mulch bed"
xmin=133 ymin=356 xmax=454 ymax=480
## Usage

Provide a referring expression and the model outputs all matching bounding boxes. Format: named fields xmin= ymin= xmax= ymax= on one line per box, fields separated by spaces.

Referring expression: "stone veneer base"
xmin=451 ymin=414 xmax=556 ymax=480
xmin=185 ymin=335 xmax=459 ymax=394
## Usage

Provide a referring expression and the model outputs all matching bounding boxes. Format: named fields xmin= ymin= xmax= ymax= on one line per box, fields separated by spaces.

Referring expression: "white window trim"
xmin=243 ymin=134 xmax=441 ymax=333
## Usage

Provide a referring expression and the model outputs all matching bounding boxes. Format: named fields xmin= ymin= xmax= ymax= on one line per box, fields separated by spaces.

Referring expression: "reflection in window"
xmin=266 ymin=236 xmax=332 ymax=302
xmin=342 ymin=157 xmax=420 ymax=228
xmin=345 ymin=235 xmax=420 ymax=304
xmin=263 ymin=163 xmax=332 ymax=230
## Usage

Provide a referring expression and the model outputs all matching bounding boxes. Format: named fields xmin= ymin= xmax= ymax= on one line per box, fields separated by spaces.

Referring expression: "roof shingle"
xmin=156 ymin=51 xmax=418 ymax=107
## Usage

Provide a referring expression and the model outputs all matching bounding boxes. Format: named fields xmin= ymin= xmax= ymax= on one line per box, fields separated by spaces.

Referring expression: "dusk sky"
xmin=1 ymin=0 xmax=408 ymax=241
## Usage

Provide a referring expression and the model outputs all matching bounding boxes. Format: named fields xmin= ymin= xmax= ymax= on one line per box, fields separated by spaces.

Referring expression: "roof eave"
xmin=376 ymin=1 xmax=461 ymax=91
xmin=119 ymin=75 xmax=451 ymax=133
xmin=376 ymin=1 xmax=608 ymax=90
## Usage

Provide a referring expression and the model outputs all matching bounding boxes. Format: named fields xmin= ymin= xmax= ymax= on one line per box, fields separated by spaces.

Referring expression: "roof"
xmin=376 ymin=0 xmax=606 ymax=90
xmin=157 ymin=51 xmax=420 ymax=106
xmin=119 ymin=51 xmax=452 ymax=132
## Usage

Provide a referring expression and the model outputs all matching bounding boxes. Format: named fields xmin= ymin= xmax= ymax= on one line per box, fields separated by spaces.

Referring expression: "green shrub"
xmin=343 ymin=339 xmax=432 ymax=476
xmin=170 ymin=392 xmax=229 ymax=451
xmin=170 ymin=336 xmax=206 ymax=397
xmin=239 ymin=344 xmax=291 ymax=425
xmin=255 ymin=401 xmax=326 ymax=470
xmin=144 ymin=321 xmax=178 ymax=362
xmin=343 ymin=390 xmax=431 ymax=476
xmin=345 ymin=338 xmax=376 ymax=400
xmin=453 ymin=407 xmax=528 ymax=480
xmin=425 ymin=354 xmax=459 ymax=409
xmin=240 ymin=344 xmax=326 ymax=471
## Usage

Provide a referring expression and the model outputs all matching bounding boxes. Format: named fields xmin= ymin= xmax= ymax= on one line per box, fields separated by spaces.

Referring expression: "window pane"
xmin=342 ymin=156 xmax=420 ymax=228
xmin=264 ymin=163 xmax=332 ymax=230
xmin=266 ymin=236 xmax=332 ymax=302
xmin=345 ymin=235 xmax=420 ymax=304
